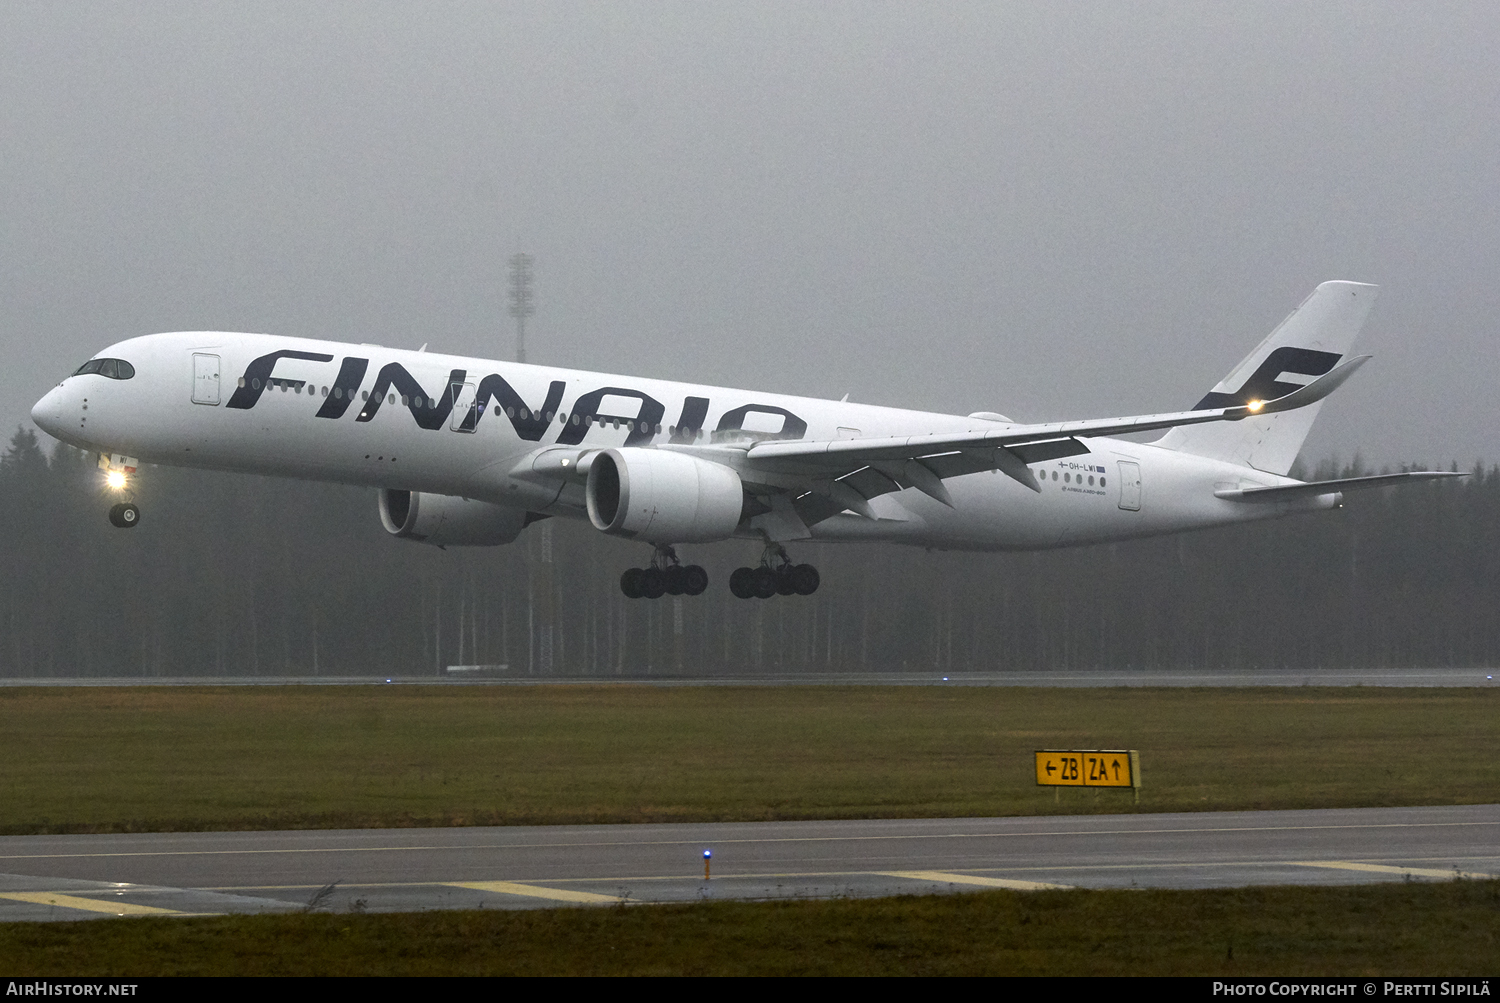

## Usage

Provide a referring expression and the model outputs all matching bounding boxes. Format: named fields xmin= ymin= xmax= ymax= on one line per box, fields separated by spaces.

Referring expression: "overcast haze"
xmin=3 ymin=3 xmax=1496 ymax=467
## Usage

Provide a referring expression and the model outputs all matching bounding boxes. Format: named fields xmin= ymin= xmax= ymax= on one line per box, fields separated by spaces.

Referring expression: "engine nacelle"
xmin=378 ymin=489 xmax=530 ymax=547
xmin=585 ymin=448 xmax=744 ymax=543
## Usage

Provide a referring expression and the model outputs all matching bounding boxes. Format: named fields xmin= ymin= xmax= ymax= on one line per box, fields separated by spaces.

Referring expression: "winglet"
xmin=1227 ymin=355 xmax=1370 ymax=419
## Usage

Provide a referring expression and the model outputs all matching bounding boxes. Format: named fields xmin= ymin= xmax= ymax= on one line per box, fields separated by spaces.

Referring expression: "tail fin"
xmin=1157 ymin=281 xmax=1378 ymax=474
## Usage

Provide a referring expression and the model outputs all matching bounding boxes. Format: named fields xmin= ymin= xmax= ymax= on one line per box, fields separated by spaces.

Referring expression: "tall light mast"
xmin=508 ymin=251 xmax=551 ymax=670
xmin=507 ymin=253 xmax=534 ymax=364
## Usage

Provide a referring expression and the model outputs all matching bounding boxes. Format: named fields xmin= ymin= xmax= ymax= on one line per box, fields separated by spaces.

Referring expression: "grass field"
xmin=0 ymin=685 xmax=1494 ymax=833
xmin=3 ymin=880 xmax=1498 ymax=975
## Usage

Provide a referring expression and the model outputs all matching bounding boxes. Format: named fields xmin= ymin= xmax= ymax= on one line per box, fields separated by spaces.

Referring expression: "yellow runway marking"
xmin=0 ymin=891 xmax=180 ymax=916
xmin=1293 ymin=861 xmax=1494 ymax=880
xmin=448 ymin=881 xmax=622 ymax=904
xmin=880 ymin=870 xmax=1071 ymax=891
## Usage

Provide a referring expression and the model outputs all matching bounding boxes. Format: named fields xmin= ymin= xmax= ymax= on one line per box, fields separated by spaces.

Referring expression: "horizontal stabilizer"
xmin=1215 ymin=470 xmax=1468 ymax=502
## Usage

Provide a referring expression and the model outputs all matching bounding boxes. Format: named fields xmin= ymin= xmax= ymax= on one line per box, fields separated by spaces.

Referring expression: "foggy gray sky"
xmin=3 ymin=3 xmax=1496 ymax=467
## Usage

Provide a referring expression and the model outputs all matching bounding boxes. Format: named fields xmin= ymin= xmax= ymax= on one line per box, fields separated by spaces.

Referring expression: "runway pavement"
xmin=0 ymin=669 xmax=1495 ymax=686
xmin=0 ymin=804 xmax=1495 ymax=922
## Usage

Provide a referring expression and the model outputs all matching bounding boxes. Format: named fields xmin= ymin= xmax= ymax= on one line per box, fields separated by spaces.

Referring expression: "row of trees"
xmin=1 ymin=428 xmax=1495 ymax=677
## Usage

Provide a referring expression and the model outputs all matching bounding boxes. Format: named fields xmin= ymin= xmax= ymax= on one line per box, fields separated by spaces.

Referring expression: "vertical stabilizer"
xmin=1157 ymin=281 xmax=1378 ymax=474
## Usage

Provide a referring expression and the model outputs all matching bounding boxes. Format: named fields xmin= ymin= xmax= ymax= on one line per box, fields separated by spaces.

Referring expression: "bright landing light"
xmin=105 ymin=470 xmax=127 ymax=490
xmin=1245 ymin=400 xmax=1265 ymax=412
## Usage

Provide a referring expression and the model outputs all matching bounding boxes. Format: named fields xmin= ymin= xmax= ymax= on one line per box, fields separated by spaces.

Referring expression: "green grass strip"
xmin=0 ymin=685 xmax=1495 ymax=833
xmin=3 ymin=881 xmax=1498 ymax=976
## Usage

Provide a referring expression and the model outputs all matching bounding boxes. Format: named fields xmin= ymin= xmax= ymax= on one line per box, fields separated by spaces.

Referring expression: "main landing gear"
xmin=108 ymin=502 xmax=141 ymax=528
xmin=620 ymin=545 xmax=708 ymax=599
xmin=617 ymin=543 xmax=821 ymax=600
xmin=729 ymin=543 xmax=819 ymax=600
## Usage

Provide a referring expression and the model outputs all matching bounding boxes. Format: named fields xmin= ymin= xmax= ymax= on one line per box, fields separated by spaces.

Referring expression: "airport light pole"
xmin=508 ymin=252 xmax=553 ymax=671
xmin=508 ymin=253 xmax=534 ymax=364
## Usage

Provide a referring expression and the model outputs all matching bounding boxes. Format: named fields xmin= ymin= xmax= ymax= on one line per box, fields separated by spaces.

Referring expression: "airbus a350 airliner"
xmin=30 ymin=281 xmax=1456 ymax=599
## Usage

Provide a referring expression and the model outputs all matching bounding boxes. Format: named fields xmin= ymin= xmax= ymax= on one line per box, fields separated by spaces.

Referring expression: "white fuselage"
xmin=31 ymin=331 xmax=1332 ymax=552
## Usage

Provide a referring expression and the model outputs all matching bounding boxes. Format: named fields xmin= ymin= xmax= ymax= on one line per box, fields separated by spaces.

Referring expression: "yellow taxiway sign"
xmin=1035 ymin=750 xmax=1139 ymax=788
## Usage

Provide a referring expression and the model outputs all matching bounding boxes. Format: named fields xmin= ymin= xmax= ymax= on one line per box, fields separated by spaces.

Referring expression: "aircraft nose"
xmin=31 ymin=384 xmax=69 ymax=438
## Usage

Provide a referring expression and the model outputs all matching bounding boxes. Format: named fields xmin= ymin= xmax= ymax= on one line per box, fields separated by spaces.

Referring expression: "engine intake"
xmin=378 ymin=489 xmax=530 ymax=547
xmin=585 ymin=448 xmax=743 ymax=543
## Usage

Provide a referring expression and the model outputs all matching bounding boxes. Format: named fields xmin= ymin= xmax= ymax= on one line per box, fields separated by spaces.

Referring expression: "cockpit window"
xmin=72 ymin=358 xmax=135 ymax=380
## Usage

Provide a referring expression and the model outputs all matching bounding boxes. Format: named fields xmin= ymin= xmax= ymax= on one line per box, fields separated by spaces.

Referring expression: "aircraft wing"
xmin=718 ymin=355 xmax=1370 ymax=516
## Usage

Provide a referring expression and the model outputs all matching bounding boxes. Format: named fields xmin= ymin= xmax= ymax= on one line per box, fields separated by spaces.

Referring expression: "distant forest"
xmin=1 ymin=428 xmax=1495 ymax=677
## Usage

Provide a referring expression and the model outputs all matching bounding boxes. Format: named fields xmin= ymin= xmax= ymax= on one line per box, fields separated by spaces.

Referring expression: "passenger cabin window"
xmin=72 ymin=358 xmax=135 ymax=380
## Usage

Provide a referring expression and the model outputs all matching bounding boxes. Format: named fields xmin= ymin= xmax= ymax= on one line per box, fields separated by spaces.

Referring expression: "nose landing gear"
xmin=729 ymin=543 xmax=819 ymax=599
xmin=619 ymin=545 xmax=708 ymax=599
xmin=100 ymin=454 xmax=141 ymax=529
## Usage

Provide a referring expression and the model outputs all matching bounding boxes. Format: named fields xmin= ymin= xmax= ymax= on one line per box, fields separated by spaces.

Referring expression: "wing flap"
xmin=1008 ymin=438 xmax=1092 ymax=464
xmin=839 ymin=466 xmax=902 ymax=500
xmin=791 ymin=491 xmax=848 ymax=527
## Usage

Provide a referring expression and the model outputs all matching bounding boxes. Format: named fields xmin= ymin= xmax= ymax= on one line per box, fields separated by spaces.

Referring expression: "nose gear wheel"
xmin=107 ymin=502 xmax=141 ymax=529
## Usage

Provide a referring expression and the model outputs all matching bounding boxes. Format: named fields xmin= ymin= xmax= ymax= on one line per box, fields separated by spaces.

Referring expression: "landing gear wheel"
xmin=751 ymin=566 xmax=779 ymax=599
xmin=734 ymin=542 xmax=819 ymax=598
xmin=682 ymin=565 xmax=709 ymax=596
xmin=620 ymin=568 xmax=644 ymax=598
xmin=108 ymin=503 xmax=140 ymax=529
xmin=790 ymin=564 xmax=820 ymax=595
xmin=639 ymin=566 xmax=666 ymax=599
xmin=729 ymin=566 xmax=756 ymax=599
xmin=623 ymin=548 xmax=708 ymax=600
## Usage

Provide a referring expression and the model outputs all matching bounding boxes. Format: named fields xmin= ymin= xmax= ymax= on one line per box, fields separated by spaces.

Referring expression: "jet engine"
xmin=378 ymin=489 xmax=530 ymax=547
xmin=585 ymin=448 xmax=744 ymax=543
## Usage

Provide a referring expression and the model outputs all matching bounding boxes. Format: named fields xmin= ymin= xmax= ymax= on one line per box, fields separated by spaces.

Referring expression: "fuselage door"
xmin=449 ymin=382 xmax=478 ymax=432
xmin=192 ymin=353 xmax=221 ymax=405
xmin=1117 ymin=460 xmax=1142 ymax=511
